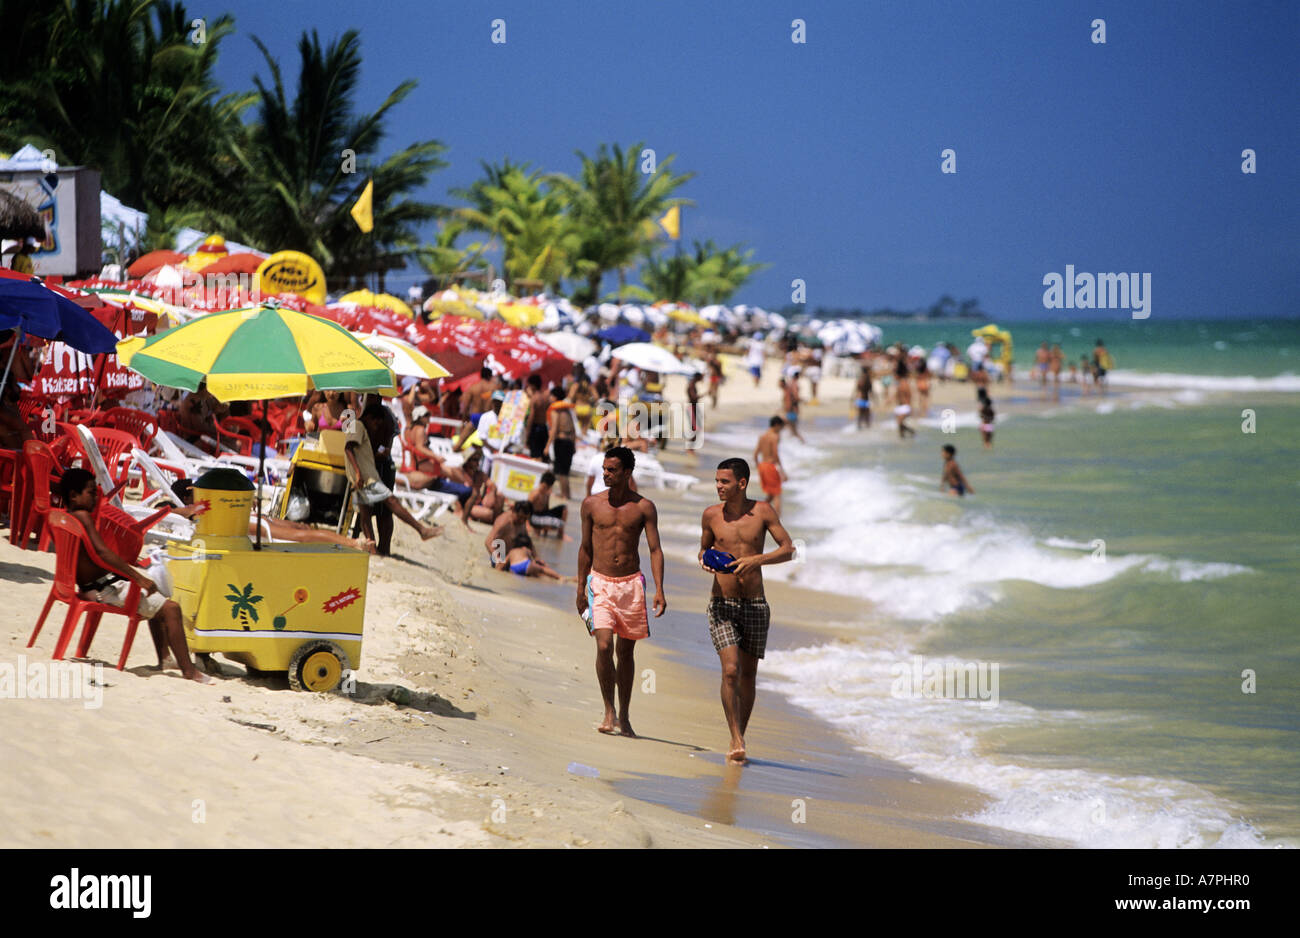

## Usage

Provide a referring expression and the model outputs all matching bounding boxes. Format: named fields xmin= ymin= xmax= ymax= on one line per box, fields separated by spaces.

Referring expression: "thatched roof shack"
xmin=0 ymin=188 xmax=44 ymax=240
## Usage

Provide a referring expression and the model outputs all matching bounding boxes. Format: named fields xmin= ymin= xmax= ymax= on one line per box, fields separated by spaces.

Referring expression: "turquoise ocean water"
xmin=722 ymin=317 xmax=1298 ymax=847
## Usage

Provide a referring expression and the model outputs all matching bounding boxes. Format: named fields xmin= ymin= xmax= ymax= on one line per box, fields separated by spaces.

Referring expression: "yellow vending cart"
xmin=168 ymin=467 xmax=369 ymax=691
xmin=274 ymin=429 xmax=357 ymax=535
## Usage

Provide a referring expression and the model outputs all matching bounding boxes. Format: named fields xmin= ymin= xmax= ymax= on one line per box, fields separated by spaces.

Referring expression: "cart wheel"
xmin=287 ymin=641 xmax=351 ymax=693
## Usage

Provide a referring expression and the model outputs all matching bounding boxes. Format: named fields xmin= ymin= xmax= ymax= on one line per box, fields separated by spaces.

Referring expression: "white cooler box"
xmin=489 ymin=452 xmax=549 ymax=502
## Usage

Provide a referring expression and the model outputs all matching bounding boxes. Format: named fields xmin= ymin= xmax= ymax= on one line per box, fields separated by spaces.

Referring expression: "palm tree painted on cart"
xmin=225 ymin=582 xmax=263 ymax=629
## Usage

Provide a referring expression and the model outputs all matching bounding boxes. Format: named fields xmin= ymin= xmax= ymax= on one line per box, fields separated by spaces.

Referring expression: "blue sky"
xmin=207 ymin=0 xmax=1299 ymax=319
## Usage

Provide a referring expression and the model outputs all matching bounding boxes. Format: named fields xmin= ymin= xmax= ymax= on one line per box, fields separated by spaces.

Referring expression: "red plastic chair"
xmin=0 ymin=448 xmax=17 ymax=523
xmin=99 ymin=407 xmax=159 ymax=449
xmin=27 ymin=510 xmax=148 ymax=669
xmin=216 ymin=416 xmax=259 ymax=456
xmin=62 ymin=425 xmax=140 ymax=487
xmin=10 ymin=439 xmax=63 ymax=550
xmin=74 ymin=500 xmax=171 ymax=660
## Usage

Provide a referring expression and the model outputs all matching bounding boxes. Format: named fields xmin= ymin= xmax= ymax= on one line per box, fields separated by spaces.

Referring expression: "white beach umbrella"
xmin=354 ymin=333 xmax=451 ymax=379
xmin=643 ymin=305 xmax=668 ymax=328
xmin=621 ymin=304 xmax=646 ymax=325
xmin=611 ymin=342 xmax=693 ymax=375
xmin=539 ymin=331 xmax=597 ymax=361
xmin=597 ymin=302 xmax=621 ymax=323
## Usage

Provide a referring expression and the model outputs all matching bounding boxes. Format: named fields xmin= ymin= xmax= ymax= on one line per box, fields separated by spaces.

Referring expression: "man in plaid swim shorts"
xmin=699 ymin=457 xmax=796 ymax=765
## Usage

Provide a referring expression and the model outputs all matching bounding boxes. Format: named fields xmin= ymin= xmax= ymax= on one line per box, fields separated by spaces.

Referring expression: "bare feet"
xmin=618 ymin=718 xmax=637 ymax=738
xmin=184 ymin=669 xmax=214 ymax=685
xmin=420 ymin=524 xmax=443 ymax=540
xmin=726 ymin=739 xmax=747 ymax=764
xmin=352 ymin=537 xmax=377 ymax=553
xmin=596 ymin=714 xmax=617 ymax=734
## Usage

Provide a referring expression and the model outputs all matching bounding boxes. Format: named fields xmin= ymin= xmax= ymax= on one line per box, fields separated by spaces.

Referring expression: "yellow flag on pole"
xmin=658 ymin=205 xmax=680 ymax=240
xmin=350 ymin=178 xmax=374 ymax=233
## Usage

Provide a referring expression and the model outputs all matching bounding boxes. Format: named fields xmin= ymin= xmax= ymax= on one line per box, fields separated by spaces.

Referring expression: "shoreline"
xmin=0 ymin=358 xmax=1212 ymax=849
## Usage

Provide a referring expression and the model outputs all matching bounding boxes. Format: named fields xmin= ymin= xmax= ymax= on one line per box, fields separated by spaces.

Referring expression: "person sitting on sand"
xmin=344 ymin=409 xmax=441 ymax=542
xmin=485 ymin=499 xmax=533 ymax=568
xmin=698 ymin=457 xmax=796 ymax=764
xmin=941 ymin=444 xmax=974 ymax=496
xmin=502 ymin=532 xmax=575 ymax=583
xmin=60 ymin=469 xmax=211 ymax=684
xmin=460 ymin=447 xmax=504 ymax=526
xmin=527 ymin=471 xmax=569 ymax=539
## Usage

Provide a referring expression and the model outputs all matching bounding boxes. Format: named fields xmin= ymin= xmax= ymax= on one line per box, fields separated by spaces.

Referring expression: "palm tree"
xmin=1 ymin=0 xmax=250 ymax=218
xmin=224 ymin=582 xmax=263 ymax=625
xmin=416 ymin=219 xmax=491 ymax=288
xmin=452 ymin=164 xmax=585 ymax=293
xmin=640 ymin=240 xmax=767 ymax=305
xmin=548 ymin=142 xmax=693 ymax=305
xmin=229 ymin=29 xmax=446 ymax=283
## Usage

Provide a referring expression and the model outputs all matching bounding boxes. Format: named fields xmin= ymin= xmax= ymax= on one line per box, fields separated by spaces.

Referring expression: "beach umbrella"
xmin=126 ymin=250 xmax=187 ymax=279
xmin=596 ymin=302 xmax=621 ymax=323
xmin=610 ymin=342 xmax=693 ymax=375
xmin=118 ymin=300 xmax=396 ymax=549
xmin=354 ymin=332 xmax=451 ymax=380
xmin=596 ymin=323 xmax=650 ymax=346
xmin=201 ymin=252 xmax=267 ymax=276
xmin=338 ymin=289 xmax=415 ymax=319
xmin=668 ymin=307 xmax=711 ymax=328
xmin=1 ymin=269 xmax=119 ymax=396
xmin=497 ymin=302 xmax=545 ymax=328
xmin=538 ymin=330 xmax=596 ymax=362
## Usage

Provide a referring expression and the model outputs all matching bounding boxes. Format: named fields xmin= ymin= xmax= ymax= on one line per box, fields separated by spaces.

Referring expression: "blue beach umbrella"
xmin=596 ymin=323 xmax=651 ymax=346
xmin=0 ymin=271 xmax=119 ymax=396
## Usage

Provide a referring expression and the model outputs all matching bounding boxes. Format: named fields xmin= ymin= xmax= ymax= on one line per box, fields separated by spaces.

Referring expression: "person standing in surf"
xmin=699 ymin=458 xmax=796 ymax=764
xmin=576 ymin=446 xmax=667 ymax=737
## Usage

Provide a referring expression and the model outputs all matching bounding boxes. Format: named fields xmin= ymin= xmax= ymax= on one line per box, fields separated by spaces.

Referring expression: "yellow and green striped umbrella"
xmin=116 ymin=302 xmax=395 ymax=402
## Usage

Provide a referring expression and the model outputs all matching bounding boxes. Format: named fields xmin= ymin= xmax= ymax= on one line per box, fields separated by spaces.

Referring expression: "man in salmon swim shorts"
xmin=752 ymin=415 xmax=788 ymax=513
xmin=577 ymin=446 xmax=667 ymax=737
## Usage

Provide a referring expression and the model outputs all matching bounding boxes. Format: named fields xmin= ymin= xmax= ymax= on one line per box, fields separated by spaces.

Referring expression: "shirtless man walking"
xmin=576 ymin=446 xmax=667 ymax=737
xmin=753 ymin=416 xmax=788 ymax=514
xmin=699 ymin=458 xmax=795 ymax=764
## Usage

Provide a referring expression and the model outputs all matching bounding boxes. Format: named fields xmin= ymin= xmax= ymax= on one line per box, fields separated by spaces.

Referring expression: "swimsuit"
xmin=707 ymin=597 xmax=771 ymax=659
xmin=585 ymin=571 xmax=650 ymax=640
xmin=758 ymin=461 xmax=782 ymax=496
xmin=510 ymin=558 xmax=532 ymax=577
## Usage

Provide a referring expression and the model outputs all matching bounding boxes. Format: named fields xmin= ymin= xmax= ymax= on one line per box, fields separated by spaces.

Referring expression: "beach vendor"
xmin=576 ymin=446 xmax=667 ymax=737
xmin=698 ymin=457 xmax=796 ymax=764
xmin=59 ymin=468 xmax=212 ymax=684
xmin=343 ymin=409 xmax=442 ymax=542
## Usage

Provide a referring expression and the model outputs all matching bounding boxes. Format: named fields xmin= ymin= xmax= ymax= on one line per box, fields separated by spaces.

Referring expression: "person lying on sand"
xmin=502 ymin=533 xmax=575 ymax=583
xmin=60 ymin=469 xmax=211 ymax=684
